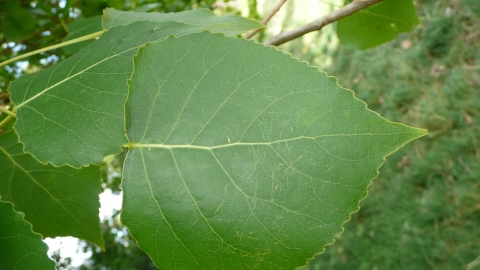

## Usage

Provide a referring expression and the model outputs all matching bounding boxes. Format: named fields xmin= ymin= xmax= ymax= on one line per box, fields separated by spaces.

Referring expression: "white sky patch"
xmin=99 ymin=189 xmax=123 ymax=220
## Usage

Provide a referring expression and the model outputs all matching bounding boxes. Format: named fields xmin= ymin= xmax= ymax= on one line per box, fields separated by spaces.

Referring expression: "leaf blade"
xmin=103 ymin=8 xmax=264 ymax=36
xmin=0 ymin=119 xmax=104 ymax=248
xmin=122 ymin=32 xmax=426 ymax=269
xmin=337 ymin=0 xmax=419 ymax=50
xmin=0 ymin=199 xmax=55 ymax=270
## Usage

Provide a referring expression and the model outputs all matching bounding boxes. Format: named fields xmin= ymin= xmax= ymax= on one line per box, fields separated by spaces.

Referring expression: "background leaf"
xmin=10 ymin=19 xmax=256 ymax=167
xmin=0 ymin=119 xmax=104 ymax=248
xmin=103 ymin=8 xmax=264 ymax=36
xmin=337 ymin=0 xmax=419 ymax=50
xmin=2 ymin=0 xmax=38 ymax=42
xmin=122 ymin=32 xmax=427 ymax=269
xmin=62 ymin=16 xmax=103 ymax=55
xmin=0 ymin=199 xmax=55 ymax=270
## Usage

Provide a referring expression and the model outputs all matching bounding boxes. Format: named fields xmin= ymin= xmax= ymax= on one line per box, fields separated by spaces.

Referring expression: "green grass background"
xmin=301 ymin=0 xmax=480 ymax=269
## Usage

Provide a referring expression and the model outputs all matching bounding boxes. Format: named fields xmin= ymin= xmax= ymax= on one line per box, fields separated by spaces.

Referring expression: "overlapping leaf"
xmin=122 ymin=32 xmax=427 ymax=269
xmin=0 ymin=199 xmax=54 ymax=270
xmin=0 ymin=119 xmax=104 ymax=248
xmin=62 ymin=16 xmax=103 ymax=55
xmin=10 ymin=18 xmax=260 ymax=167
xmin=337 ymin=0 xmax=419 ymax=49
xmin=103 ymin=8 xmax=263 ymax=35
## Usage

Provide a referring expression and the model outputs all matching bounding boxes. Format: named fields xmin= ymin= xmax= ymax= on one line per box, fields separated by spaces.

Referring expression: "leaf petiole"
xmin=0 ymin=106 xmax=15 ymax=117
xmin=0 ymin=114 xmax=14 ymax=128
xmin=0 ymin=30 xmax=106 ymax=68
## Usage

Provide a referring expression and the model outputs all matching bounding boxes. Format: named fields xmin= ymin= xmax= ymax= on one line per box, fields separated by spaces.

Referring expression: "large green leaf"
xmin=337 ymin=0 xmax=419 ymax=50
xmin=103 ymin=8 xmax=263 ymax=36
xmin=122 ymin=32 xmax=427 ymax=269
xmin=0 ymin=199 xmax=54 ymax=270
xmin=62 ymin=16 xmax=103 ymax=55
xmin=10 ymin=19 xmax=255 ymax=167
xmin=0 ymin=119 xmax=104 ymax=248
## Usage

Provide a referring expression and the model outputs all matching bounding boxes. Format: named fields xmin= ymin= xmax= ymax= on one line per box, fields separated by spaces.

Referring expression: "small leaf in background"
xmin=10 ymin=18 xmax=256 ymax=167
xmin=0 ymin=120 xmax=104 ymax=248
xmin=2 ymin=0 xmax=38 ymax=42
xmin=122 ymin=32 xmax=427 ymax=269
xmin=0 ymin=199 xmax=55 ymax=270
xmin=103 ymin=8 xmax=264 ymax=36
xmin=62 ymin=16 xmax=103 ymax=55
xmin=337 ymin=0 xmax=419 ymax=50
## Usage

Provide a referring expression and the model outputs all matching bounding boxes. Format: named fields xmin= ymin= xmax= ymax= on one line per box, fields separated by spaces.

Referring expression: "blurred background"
xmin=1 ymin=0 xmax=479 ymax=269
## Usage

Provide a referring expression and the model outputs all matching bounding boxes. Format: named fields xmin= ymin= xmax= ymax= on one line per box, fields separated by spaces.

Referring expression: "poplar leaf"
xmin=122 ymin=32 xmax=427 ymax=269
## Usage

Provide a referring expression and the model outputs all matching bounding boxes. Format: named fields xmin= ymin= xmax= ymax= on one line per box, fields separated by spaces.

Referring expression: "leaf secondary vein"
xmin=0 ymin=144 xmax=97 ymax=240
xmin=16 ymin=46 xmax=137 ymax=108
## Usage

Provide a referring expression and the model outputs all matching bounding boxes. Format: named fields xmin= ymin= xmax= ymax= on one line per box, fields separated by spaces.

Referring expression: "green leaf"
xmin=122 ymin=32 xmax=427 ymax=269
xmin=0 ymin=120 xmax=104 ymax=248
xmin=62 ymin=16 xmax=103 ymax=55
xmin=103 ymin=8 xmax=264 ymax=36
xmin=337 ymin=0 xmax=419 ymax=50
xmin=0 ymin=199 xmax=55 ymax=270
xmin=3 ymin=0 xmax=38 ymax=42
xmin=10 ymin=20 xmax=244 ymax=167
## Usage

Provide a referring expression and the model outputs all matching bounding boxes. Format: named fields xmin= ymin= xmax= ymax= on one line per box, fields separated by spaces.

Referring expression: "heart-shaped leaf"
xmin=121 ymin=32 xmax=427 ymax=269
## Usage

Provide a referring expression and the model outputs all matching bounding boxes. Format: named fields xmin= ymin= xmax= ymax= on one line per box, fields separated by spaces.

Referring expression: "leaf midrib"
xmin=127 ymin=132 xmax=422 ymax=150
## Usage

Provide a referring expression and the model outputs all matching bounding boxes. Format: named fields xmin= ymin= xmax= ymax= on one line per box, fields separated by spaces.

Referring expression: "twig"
xmin=0 ymin=30 xmax=106 ymax=68
xmin=244 ymin=0 xmax=288 ymax=39
xmin=264 ymin=0 xmax=384 ymax=46
xmin=0 ymin=93 xmax=10 ymax=100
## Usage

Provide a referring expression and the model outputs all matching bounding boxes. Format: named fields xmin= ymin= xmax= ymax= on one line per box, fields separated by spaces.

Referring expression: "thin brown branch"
xmin=244 ymin=0 xmax=288 ymax=39
xmin=264 ymin=0 xmax=384 ymax=46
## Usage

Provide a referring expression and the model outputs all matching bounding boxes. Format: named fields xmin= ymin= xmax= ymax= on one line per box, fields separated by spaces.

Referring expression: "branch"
xmin=264 ymin=0 xmax=384 ymax=46
xmin=244 ymin=0 xmax=287 ymax=40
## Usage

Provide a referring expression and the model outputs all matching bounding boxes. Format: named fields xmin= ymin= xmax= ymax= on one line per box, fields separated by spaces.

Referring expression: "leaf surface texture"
xmin=103 ymin=8 xmax=263 ymax=35
xmin=0 ymin=120 xmax=104 ymax=248
xmin=122 ymin=32 xmax=427 ymax=269
xmin=0 ymin=200 xmax=55 ymax=270
xmin=337 ymin=0 xmax=419 ymax=49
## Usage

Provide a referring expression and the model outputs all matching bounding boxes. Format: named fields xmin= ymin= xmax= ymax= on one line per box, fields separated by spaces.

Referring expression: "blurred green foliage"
xmin=301 ymin=0 xmax=480 ymax=269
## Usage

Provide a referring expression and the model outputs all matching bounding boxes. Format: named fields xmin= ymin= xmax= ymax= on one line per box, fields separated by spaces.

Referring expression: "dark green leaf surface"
xmin=0 ymin=199 xmax=54 ymax=270
xmin=337 ymin=0 xmax=419 ymax=49
xmin=103 ymin=8 xmax=263 ymax=36
xmin=122 ymin=32 xmax=427 ymax=269
xmin=62 ymin=16 xmax=103 ymax=55
xmin=10 ymin=20 xmax=246 ymax=167
xmin=0 ymin=120 xmax=104 ymax=248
